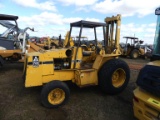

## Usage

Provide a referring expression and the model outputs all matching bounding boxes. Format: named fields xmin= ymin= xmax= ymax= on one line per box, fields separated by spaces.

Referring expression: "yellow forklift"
xmin=23 ymin=14 xmax=130 ymax=108
xmin=133 ymin=7 xmax=160 ymax=120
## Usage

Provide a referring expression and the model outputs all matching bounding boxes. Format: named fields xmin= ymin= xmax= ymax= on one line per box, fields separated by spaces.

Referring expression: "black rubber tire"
xmin=0 ymin=56 xmax=4 ymax=66
xmin=130 ymin=49 xmax=139 ymax=59
xmin=142 ymin=55 xmax=148 ymax=60
xmin=98 ymin=59 xmax=130 ymax=94
xmin=41 ymin=80 xmax=70 ymax=108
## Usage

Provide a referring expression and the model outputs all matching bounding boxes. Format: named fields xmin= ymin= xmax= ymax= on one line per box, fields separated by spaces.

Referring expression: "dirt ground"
xmin=0 ymin=58 xmax=150 ymax=120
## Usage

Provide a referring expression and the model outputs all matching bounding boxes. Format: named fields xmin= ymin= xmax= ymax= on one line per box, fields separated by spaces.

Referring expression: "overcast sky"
xmin=0 ymin=0 xmax=160 ymax=44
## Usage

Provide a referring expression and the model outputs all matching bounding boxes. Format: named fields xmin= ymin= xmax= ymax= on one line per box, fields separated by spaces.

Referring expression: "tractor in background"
xmin=120 ymin=36 xmax=146 ymax=59
xmin=23 ymin=14 xmax=130 ymax=108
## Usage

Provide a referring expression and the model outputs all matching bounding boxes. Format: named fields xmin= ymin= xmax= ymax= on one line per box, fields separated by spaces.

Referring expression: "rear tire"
xmin=98 ymin=59 xmax=130 ymax=94
xmin=130 ymin=49 xmax=139 ymax=59
xmin=0 ymin=56 xmax=4 ymax=66
xmin=41 ymin=80 xmax=70 ymax=108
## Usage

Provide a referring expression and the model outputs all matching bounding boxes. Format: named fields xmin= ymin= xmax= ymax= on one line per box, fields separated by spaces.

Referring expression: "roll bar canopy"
xmin=0 ymin=14 xmax=18 ymax=20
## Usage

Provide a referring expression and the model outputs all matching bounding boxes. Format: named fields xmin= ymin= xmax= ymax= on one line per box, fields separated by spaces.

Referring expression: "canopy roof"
xmin=70 ymin=20 xmax=106 ymax=28
xmin=0 ymin=14 xmax=18 ymax=20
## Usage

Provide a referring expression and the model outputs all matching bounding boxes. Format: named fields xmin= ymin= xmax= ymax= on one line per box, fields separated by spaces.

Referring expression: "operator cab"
xmin=65 ymin=20 xmax=107 ymax=68
xmin=68 ymin=20 xmax=107 ymax=54
xmin=123 ymin=36 xmax=140 ymax=48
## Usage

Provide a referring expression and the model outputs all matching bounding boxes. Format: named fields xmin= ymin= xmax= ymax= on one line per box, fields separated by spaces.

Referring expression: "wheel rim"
xmin=133 ymin=52 xmax=138 ymax=58
xmin=48 ymin=88 xmax=65 ymax=105
xmin=112 ymin=68 xmax=126 ymax=88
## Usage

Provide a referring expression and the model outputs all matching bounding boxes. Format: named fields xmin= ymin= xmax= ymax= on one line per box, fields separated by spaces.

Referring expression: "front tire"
xmin=98 ymin=59 xmax=130 ymax=94
xmin=130 ymin=49 xmax=139 ymax=59
xmin=41 ymin=80 xmax=70 ymax=108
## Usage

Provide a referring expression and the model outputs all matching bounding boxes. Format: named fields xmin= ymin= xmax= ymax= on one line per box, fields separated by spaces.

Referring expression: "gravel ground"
xmin=0 ymin=58 xmax=149 ymax=120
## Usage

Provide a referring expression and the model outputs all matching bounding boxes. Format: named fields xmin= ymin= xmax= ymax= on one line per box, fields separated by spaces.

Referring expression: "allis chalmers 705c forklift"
xmin=23 ymin=14 xmax=130 ymax=108
xmin=133 ymin=7 xmax=160 ymax=120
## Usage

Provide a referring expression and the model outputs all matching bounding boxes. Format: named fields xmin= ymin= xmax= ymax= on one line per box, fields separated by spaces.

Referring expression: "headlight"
xmin=64 ymin=62 xmax=69 ymax=67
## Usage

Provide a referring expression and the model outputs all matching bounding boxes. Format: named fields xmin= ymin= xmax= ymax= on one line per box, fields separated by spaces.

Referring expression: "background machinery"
xmin=23 ymin=14 xmax=130 ymax=108
xmin=0 ymin=14 xmax=22 ymax=65
xmin=0 ymin=14 xmax=45 ymax=66
xmin=120 ymin=36 xmax=146 ymax=59
xmin=133 ymin=7 xmax=160 ymax=120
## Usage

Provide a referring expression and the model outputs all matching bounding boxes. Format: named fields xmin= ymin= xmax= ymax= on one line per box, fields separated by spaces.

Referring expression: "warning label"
xmin=33 ymin=56 xmax=39 ymax=67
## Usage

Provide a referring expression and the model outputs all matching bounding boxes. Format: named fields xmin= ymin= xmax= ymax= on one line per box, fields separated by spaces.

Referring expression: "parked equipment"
xmin=23 ymin=14 xmax=130 ymax=108
xmin=0 ymin=14 xmax=44 ymax=65
xmin=133 ymin=61 xmax=160 ymax=120
xmin=120 ymin=36 xmax=146 ymax=59
xmin=133 ymin=7 xmax=160 ymax=120
xmin=133 ymin=87 xmax=160 ymax=120
xmin=150 ymin=7 xmax=160 ymax=61
xmin=0 ymin=14 xmax=21 ymax=65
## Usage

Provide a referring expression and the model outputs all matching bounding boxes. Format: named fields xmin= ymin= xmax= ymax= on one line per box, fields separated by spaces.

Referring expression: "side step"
xmin=75 ymin=69 xmax=98 ymax=87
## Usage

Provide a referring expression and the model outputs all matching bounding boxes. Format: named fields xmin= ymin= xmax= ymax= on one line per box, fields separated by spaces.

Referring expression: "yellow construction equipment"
xmin=120 ymin=36 xmax=145 ymax=59
xmin=35 ymin=31 xmax=74 ymax=49
xmin=133 ymin=87 xmax=160 ymax=120
xmin=133 ymin=7 xmax=160 ymax=120
xmin=63 ymin=31 xmax=74 ymax=48
xmin=23 ymin=14 xmax=130 ymax=108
